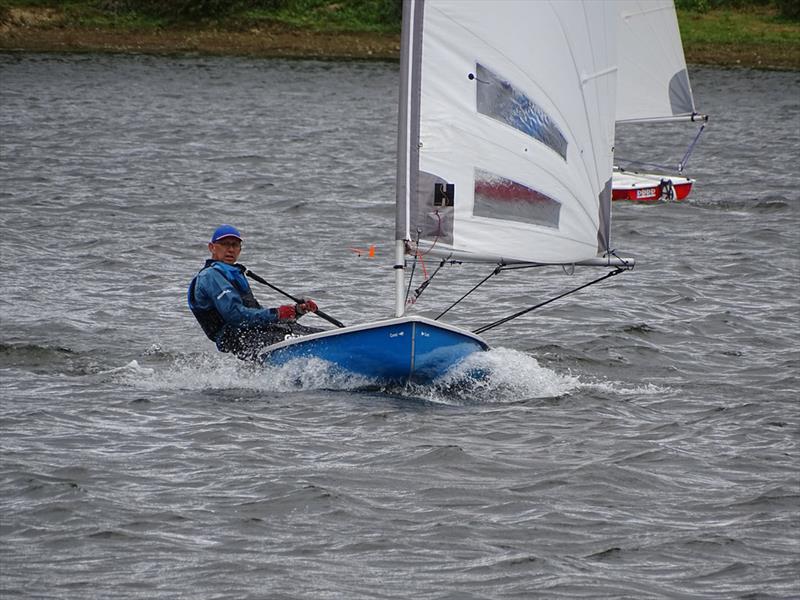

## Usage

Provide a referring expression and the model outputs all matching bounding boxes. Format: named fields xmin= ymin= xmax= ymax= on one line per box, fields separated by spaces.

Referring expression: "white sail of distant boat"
xmin=612 ymin=0 xmax=709 ymax=202
xmin=616 ymin=0 xmax=699 ymax=124
xmin=257 ymin=0 xmax=633 ymax=385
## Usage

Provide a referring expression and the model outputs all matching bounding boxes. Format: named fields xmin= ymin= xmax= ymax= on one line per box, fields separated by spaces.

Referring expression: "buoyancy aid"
xmin=187 ymin=260 xmax=261 ymax=341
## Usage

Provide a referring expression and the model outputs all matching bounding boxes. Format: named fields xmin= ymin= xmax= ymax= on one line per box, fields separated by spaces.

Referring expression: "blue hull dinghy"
xmin=260 ymin=316 xmax=489 ymax=386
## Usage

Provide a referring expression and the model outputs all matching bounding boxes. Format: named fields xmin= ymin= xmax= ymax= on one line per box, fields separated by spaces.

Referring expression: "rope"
xmin=618 ymin=121 xmax=707 ymax=175
xmin=413 ymin=255 xmax=451 ymax=301
xmin=435 ymin=265 xmax=502 ymax=321
xmin=606 ymin=249 xmax=634 ymax=271
xmin=472 ymin=267 xmax=626 ymax=335
xmin=404 ymin=243 xmax=419 ymax=307
xmin=678 ymin=123 xmax=706 ymax=172
xmin=404 ymin=213 xmax=445 ymax=306
xmin=416 ymin=211 xmax=443 ymax=258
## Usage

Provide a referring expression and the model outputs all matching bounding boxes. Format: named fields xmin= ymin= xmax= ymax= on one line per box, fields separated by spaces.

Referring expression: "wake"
xmin=112 ymin=347 xmax=667 ymax=404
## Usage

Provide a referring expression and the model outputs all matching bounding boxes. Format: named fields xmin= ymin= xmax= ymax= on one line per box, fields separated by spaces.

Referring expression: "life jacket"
xmin=187 ymin=260 xmax=261 ymax=341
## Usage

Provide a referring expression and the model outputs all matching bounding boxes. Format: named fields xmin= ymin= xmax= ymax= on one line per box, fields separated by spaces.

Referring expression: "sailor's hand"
xmin=295 ymin=299 xmax=318 ymax=316
xmin=276 ymin=305 xmax=297 ymax=321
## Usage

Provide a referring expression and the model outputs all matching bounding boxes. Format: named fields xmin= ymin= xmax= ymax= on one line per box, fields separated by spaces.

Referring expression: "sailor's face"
xmin=209 ymin=237 xmax=242 ymax=264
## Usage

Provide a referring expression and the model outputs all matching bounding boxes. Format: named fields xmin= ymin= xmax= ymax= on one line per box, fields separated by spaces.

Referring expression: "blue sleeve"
xmin=195 ymin=268 xmax=281 ymax=326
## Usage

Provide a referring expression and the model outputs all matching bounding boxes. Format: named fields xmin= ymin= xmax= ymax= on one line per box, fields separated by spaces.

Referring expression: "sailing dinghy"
xmin=259 ymin=0 xmax=632 ymax=385
xmin=612 ymin=0 xmax=708 ymax=203
xmin=612 ymin=167 xmax=694 ymax=203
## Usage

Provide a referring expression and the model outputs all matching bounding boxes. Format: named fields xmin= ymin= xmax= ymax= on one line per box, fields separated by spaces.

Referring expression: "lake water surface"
xmin=1 ymin=54 xmax=798 ymax=599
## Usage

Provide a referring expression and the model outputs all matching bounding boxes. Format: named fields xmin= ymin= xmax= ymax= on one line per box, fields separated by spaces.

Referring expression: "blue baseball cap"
xmin=210 ymin=224 xmax=242 ymax=243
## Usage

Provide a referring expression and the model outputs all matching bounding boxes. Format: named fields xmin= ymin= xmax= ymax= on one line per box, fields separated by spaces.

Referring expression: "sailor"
xmin=188 ymin=224 xmax=320 ymax=361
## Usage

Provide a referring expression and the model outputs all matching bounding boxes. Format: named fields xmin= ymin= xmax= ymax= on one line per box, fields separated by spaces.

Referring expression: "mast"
xmin=395 ymin=0 xmax=423 ymax=317
xmin=394 ymin=240 xmax=406 ymax=317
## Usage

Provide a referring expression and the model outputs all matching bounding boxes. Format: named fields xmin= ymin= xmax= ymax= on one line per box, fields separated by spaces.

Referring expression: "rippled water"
xmin=1 ymin=54 xmax=798 ymax=598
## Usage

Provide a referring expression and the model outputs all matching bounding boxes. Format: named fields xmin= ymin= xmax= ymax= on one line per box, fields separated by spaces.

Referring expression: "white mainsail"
xmin=615 ymin=0 xmax=699 ymax=123
xmin=396 ymin=0 xmax=618 ymax=271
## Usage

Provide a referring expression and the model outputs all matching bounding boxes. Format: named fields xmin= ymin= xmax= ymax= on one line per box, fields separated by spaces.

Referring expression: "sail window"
xmin=473 ymin=169 xmax=560 ymax=229
xmin=475 ymin=63 xmax=567 ymax=160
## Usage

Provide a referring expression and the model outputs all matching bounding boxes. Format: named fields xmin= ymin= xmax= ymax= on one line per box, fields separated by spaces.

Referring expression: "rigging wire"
xmin=435 ymin=265 xmax=502 ymax=321
xmin=617 ymin=121 xmax=707 ymax=174
xmin=403 ymin=213 xmax=445 ymax=306
xmin=678 ymin=122 xmax=706 ymax=172
xmin=472 ymin=267 xmax=627 ymax=335
xmin=606 ymin=248 xmax=634 ymax=271
xmin=413 ymin=255 xmax=452 ymax=302
xmin=403 ymin=231 xmax=421 ymax=307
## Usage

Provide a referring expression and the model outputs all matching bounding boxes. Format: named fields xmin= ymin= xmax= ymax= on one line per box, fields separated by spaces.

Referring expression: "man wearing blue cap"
xmin=187 ymin=224 xmax=320 ymax=360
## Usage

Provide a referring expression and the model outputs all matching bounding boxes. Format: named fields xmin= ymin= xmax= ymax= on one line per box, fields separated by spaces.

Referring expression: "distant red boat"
xmin=612 ymin=168 xmax=694 ymax=203
xmin=614 ymin=1 xmax=707 ymax=204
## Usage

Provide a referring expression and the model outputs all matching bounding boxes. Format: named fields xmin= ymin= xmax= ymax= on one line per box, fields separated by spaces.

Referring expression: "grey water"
xmin=0 ymin=53 xmax=798 ymax=599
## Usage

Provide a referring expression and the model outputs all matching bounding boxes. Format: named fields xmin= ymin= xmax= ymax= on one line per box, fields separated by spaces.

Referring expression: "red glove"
xmin=276 ymin=305 xmax=296 ymax=321
xmin=295 ymin=299 xmax=318 ymax=316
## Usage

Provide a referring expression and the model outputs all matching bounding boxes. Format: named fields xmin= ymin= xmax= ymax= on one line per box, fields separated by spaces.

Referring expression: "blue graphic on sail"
xmin=475 ymin=63 xmax=568 ymax=160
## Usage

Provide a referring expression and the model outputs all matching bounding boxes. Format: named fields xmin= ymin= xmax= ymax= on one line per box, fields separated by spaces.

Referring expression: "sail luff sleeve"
xmin=395 ymin=0 xmax=424 ymax=242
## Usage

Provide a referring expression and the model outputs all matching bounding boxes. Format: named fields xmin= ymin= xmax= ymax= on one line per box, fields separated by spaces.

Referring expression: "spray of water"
xmin=115 ymin=347 xmax=584 ymax=404
xmin=398 ymin=347 xmax=582 ymax=404
xmin=579 ymin=379 xmax=672 ymax=396
xmin=115 ymin=353 xmax=371 ymax=393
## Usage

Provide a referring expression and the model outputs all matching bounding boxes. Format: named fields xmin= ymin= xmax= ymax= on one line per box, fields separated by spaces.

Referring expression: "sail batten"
xmin=396 ymin=0 xmax=618 ymax=266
